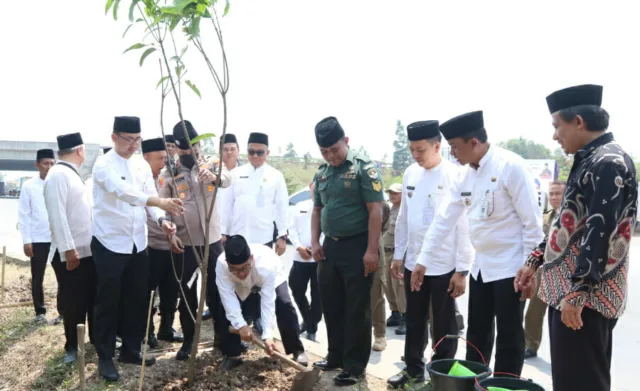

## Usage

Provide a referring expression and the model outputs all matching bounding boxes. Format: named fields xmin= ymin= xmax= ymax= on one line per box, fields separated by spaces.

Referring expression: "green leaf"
xmin=105 ymin=0 xmax=115 ymax=15
xmin=128 ymin=0 xmax=140 ymax=21
xmin=122 ymin=23 xmax=135 ymax=38
xmin=180 ymin=45 xmax=188 ymax=58
xmin=169 ymin=15 xmax=181 ymax=31
xmin=176 ymin=64 xmax=185 ymax=77
xmin=156 ymin=76 xmax=169 ymax=89
xmin=223 ymin=1 xmax=230 ymax=16
xmin=190 ymin=133 xmax=215 ymax=145
xmin=174 ymin=0 xmax=197 ymax=13
xmin=188 ymin=16 xmax=201 ymax=36
xmin=113 ymin=0 xmax=121 ymax=20
xmin=185 ymin=80 xmax=201 ymax=98
xmin=123 ymin=43 xmax=146 ymax=53
xmin=139 ymin=47 xmax=157 ymax=66
xmin=160 ymin=5 xmax=181 ymax=15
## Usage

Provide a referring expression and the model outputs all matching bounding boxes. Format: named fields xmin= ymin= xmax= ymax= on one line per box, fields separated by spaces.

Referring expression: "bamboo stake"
xmin=139 ymin=291 xmax=155 ymax=391
xmin=77 ymin=324 xmax=86 ymax=391
xmin=1 ymin=246 xmax=6 ymax=302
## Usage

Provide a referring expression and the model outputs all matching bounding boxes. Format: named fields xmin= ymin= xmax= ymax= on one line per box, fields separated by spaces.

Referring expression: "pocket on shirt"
xmin=488 ymin=188 xmax=510 ymax=218
xmin=318 ymin=181 xmax=329 ymax=205
xmin=176 ymin=182 xmax=192 ymax=202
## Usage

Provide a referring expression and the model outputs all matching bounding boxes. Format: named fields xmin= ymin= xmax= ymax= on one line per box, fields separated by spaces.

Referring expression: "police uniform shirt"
xmin=146 ymin=175 xmax=171 ymax=251
xmin=18 ymin=176 xmax=51 ymax=245
xmin=289 ymin=198 xmax=324 ymax=262
xmin=419 ymin=145 xmax=543 ymax=282
xmin=43 ymin=162 xmax=93 ymax=262
xmin=221 ymin=163 xmax=289 ymax=244
xmin=92 ymin=150 xmax=165 ymax=254
xmin=395 ymin=160 xmax=474 ymax=274
xmin=158 ymin=160 xmax=231 ymax=246
xmin=216 ymin=244 xmax=287 ymax=340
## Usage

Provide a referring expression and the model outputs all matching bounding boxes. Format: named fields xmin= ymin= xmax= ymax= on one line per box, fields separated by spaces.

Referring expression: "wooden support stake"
xmin=1 ymin=246 xmax=6 ymax=302
xmin=139 ymin=291 xmax=155 ymax=391
xmin=77 ymin=324 xmax=86 ymax=391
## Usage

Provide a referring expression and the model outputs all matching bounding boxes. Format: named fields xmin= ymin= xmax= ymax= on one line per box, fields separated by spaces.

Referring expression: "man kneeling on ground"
xmin=215 ymin=235 xmax=307 ymax=370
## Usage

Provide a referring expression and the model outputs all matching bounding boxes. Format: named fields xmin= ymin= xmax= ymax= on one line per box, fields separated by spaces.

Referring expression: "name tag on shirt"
xmin=121 ymin=176 xmax=126 ymax=180
xmin=479 ymin=190 xmax=493 ymax=219
xmin=300 ymin=210 xmax=308 ymax=214
xmin=240 ymin=176 xmax=249 ymax=179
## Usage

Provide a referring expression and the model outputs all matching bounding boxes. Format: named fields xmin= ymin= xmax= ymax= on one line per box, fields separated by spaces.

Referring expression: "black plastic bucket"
xmin=427 ymin=359 xmax=492 ymax=391
xmin=475 ymin=377 xmax=545 ymax=391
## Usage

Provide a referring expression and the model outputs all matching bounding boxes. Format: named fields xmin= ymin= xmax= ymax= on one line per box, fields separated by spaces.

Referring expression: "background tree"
xmin=498 ymin=137 xmax=552 ymax=159
xmin=357 ymin=145 xmax=370 ymax=158
xmin=303 ymin=151 xmax=311 ymax=170
xmin=392 ymin=120 xmax=411 ymax=173
xmin=283 ymin=142 xmax=297 ymax=159
xmin=552 ymin=148 xmax=573 ymax=181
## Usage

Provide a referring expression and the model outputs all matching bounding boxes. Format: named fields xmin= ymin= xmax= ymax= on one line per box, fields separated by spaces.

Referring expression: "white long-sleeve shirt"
xmin=43 ymin=162 xmax=93 ymax=262
xmin=216 ymin=244 xmax=287 ymax=340
xmin=17 ymin=177 xmax=51 ymax=245
xmin=92 ymin=150 xmax=164 ymax=254
xmin=221 ymin=163 xmax=289 ymax=245
xmin=289 ymin=199 xmax=324 ymax=262
xmin=419 ymin=145 xmax=544 ymax=282
xmin=394 ymin=161 xmax=474 ymax=274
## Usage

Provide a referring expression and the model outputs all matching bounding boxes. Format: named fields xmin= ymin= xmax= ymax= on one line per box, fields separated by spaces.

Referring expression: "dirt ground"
xmin=0 ymin=260 xmax=390 ymax=391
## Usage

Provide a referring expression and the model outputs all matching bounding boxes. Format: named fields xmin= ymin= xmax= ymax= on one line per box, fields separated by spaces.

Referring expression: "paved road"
xmin=2 ymin=198 xmax=638 ymax=390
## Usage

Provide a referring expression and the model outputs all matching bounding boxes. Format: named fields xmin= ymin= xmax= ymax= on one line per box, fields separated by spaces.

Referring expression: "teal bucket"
xmin=427 ymin=359 xmax=492 ymax=391
xmin=475 ymin=377 xmax=545 ymax=391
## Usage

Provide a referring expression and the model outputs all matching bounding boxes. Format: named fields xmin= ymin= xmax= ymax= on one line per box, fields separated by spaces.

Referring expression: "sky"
xmin=1 ymin=0 xmax=639 ymax=161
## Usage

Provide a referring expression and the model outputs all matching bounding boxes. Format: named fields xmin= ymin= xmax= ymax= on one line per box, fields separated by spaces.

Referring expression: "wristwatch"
xmin=457 ymin=270 xmax=469 ymax=277
xmin=158 ymin=216 xmax=169 ymax=226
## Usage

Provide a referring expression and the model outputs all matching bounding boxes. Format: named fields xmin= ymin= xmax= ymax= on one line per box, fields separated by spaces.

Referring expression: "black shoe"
xmin=524 ymin=349 xmax=537 ymax=359
xmin=240 ymin=341 xmax=249 ymax=353
xmin=118 ymin=352 xmax=156 ymax=366
xmin=387 ymin=371 xmax=425 ymax=389
xmin=333 ymin=371 xmax=360 ymax=386
xmin=98 ymin=359 xmax=120 ymax=382
xmin=176 ymin=340 xmax=193 ymax=361
xmin=395 ymin=316 xmax=407 ymax=335
xmin=157 ymin=329 xmax=184 ymax=343
xmin=203 ymin=308 xmax=212 ymax=321
xmin=305 ymin=333 xmax=317 ymax=342
xmin=221 ymin=357 xmax=243 ymax=370
xmin=147 ymin=334 xmax=159 ymax=349
xmin=386 ymin=311 xmax=402 ymax=327
xmin=63 ymin=350 xmax=78 ymax=364
xmin=299 ymin=323 xmax=307 ymax=335
xmin=313 ymin=360 xmax=341 ymax=371
xmin=293 ymin=351 xmax=308 ymax=366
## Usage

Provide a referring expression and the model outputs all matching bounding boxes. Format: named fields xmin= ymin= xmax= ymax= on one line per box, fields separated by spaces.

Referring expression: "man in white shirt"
xmin=410 ymin=111 xmax=543 ymax=377
xmin=388 ymin=121 xmax=474 ymax=388
xmin=215 ymin=235 xmax=307 ymax=370
xmin=18 ymin=148 xmax=56 ymax=323
xmin=220 ymin=132 xmax=289 ymax=330
xmin=161 ymin=120 xmax=231 ymax=360
xmin=43 ymin=133 xmax=95 ymax=365
xmin=288 ymin=182 xmax=323 ymax=342
xmin=91 ymin=116 xmax=183 ymax=382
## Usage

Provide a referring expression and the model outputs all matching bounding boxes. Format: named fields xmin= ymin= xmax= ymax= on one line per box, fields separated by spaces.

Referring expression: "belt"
xmin=384 ymin=247 xmax=394 ymax=252
xmin=328 ymin=232 xmax=367 ymax=242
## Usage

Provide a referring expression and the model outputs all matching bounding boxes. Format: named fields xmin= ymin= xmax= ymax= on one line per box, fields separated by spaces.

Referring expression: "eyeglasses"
xmin=228 ymin=262 xmax=251 ymax=275
xmin=248 ymin=149 xmax=266 ymax=157
xmin=117 ymin=133 xmax=143 ymax=145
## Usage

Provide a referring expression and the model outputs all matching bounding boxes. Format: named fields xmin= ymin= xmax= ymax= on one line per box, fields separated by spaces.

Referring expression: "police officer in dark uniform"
xmin=310 ymin=117 xmax=385 ymax=386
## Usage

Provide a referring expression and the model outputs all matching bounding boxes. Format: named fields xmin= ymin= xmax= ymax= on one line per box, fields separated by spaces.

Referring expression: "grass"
xmin=31 ymin=352 xmax=75 ymax=391
xmin=0 ymin=307 xmax=37 ymax=356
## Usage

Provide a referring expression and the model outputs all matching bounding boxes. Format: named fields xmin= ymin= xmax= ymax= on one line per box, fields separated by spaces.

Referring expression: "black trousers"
xmin=289 ymin=261 xmax=322 ymax=334
xmin=91 ymin=237 xmax=150 ymax=359
xmin=549 ymin=307 xmax=617 ymax=391
xmin=216 ymin=282 xmax=305 ymax=357
xmin=51 ymin=252 xmax=95 ymax=352
xmin=30 ymin=242 xmax=51 ymax=316
xmin=318 ymin=234 xmax=373 ymax=376
xmin=239 ymin=241 xmax=275 ymax=324
xmin=404 ymin=268 xmax=458 ymax=377
xmin=205 ymin=241 xmax=224 ymax=326
xmin=147 ymin=247 xmax=180 ymax=336
xmin=466 ymin=272 xmax=525 ymax=376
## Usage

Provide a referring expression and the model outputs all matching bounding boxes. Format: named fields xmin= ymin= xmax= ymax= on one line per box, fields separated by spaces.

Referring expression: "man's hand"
xmin=275 ymin=238 xmax=286 ymax=256
xmin=560 ymin=298 xmax=584 ymax=330
xmin=297 ymin=246 xmax=312 ymax=261
xmin=514 ymin=265 xmax=536 ymax=293
xmin=363 ymin=249 xmax=379 ymax=276
xmin=311 ymin=242 xmax=325 ymax=262
xmin=159 ymin=198 xmax=185 ymax=216
xmin=162 ymin=220 xmax=176 ymax=238
xmin=448 ymin=272 xmax=467 ymax=298
xmin=198 ymin=168 xmax=217 ymax=183
xmin=171 ymin=236 xmax=185 ymax=254
xmin=65 ymin=249 xmax=80 ymax=271
xmin=239 ymin=325 xmax=253 ymax=342
xmin=23 ymin=243 xmax=34 ymax=258
xmin=410 ymin=264 xmax=426 ymax=292
xmin=222 ymin=235 xmax=228 ymax=247
xmin=391 ymin=259 xmax=404 ymax=280
xmin=263 ymin=338 xmax=280 ymax=356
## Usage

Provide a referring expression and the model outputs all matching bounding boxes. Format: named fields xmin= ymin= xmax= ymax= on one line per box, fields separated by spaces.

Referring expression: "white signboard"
xmin=524 ymin=159 xmax=557 ymax=193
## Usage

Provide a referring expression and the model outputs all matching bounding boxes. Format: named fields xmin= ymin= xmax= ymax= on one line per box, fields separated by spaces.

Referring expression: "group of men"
xmin=16 ymin=83 xmax=635 ymax=391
